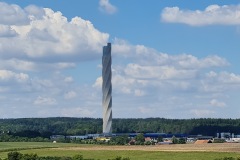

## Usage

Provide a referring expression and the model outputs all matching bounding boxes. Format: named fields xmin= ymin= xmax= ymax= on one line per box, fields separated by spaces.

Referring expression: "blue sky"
xmin=0 ymin=0 xmax=240 ymax=118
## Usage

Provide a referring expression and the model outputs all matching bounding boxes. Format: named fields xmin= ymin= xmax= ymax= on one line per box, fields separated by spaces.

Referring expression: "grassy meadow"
xmin=0 ymin=142 xmax=240 ymax=160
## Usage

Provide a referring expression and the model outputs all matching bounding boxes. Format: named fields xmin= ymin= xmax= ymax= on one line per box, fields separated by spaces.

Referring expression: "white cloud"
xmin=1 ymin=2 xmax=240 ymax=119
xmin=111 ymin=40 xmax=230 ymax=93
xmin=24 ymin=5 xmax=45 ymax=20
xmin=0 ymin=2 xmax=109 ymax=71
xmin=92 ymin=40 xmax=240 ymax=118
xmin=91 ymin=40 xmax=239 ymax=110
xmin=34 ymin=96 xmax=57 ymax=105
xmin=0 ymin=25 xmax=17 ymax=37
xmin=99 ymin=0 xmax=117 ymax=14
xmin=0 ymin=59 xmax=77 ymax=72
xmin=113 ymin=39 xmax=229 ymax=68
xmin=92 ymin=77 xmax=102 ymax=88
xmin=161 ymin=4 xmax=240 ymax=26
xmin=124 ymin=64 xmax=197 ymax=80
xmin=64 ymin=76 xmax=74 ymax=83
xmin=0 ymin=70 xmax=29 ymax=82
xmin=220 ymin=72 xmax=240 ymax=84
xmin=64 ymin=91 xmax=77 ymax=99
xmin=121 ymin=87 xmax=131 ymax=94
xmin=0 ymin=2 xmax=29 ymax=25
xmin=201 ymin=71 xmax=240 ymax=93
xmin=190 ymin=109 xmax=215 ymax=118
xmin=61 ymin=107 xmax=95 ymax=117
xmin=0 ymin=59 xmax=36 ymax=71
xmin=138 ymin=106 xmax=155 ymax=114
xmin=177 ymin=55 xmax=229 ymax=69
xmin=210 ymin=99 xmax=226 ymax=107
xmin=134 ymin=89 xmax=145 ymax=97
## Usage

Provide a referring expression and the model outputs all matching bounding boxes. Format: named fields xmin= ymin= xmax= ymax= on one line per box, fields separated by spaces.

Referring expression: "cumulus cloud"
xmin=61 ymin=107 xmax=96 ymax=117
xmin=0 ymin=70 xmax=29 ymax=82
xmin=138 ymin=106 xmax=155 ymax=114
xmin=0 ymin=25 xmax=17 ymax=37
xmin=0 ymin=59 xmax=36 ymax=71
xmin=111 ymin=40 xmax=229 ymax=94
xmin=210 ymin=99 xmax=226 ymax=107
xmin=93 ymin=40 xmax=236 ymax=99
xmin=113 ymin=39 xmax=229 ymax=68
xmin=1 ymin=2 xmax=240 ymax=118
xmin=64 ymin=91 xmax=77 ymax=99
xmin=134 ymin=89 xmax=145 ymax=97
xmin=0 ymin=2 xmax=109 ymax=71
xmin=99 ymin=0 xmax=117 ymax=14
xmin=64 ymin=76 xmax=74 ymax=83
xmin=190 ymin=109 xmax=215 ymax=118
xmin=124 ymin=64 xmax=197 ymax=80
xmin=161 ymin=4 xmax=240 ymax=26
xmin=201 ymin=71 xmax=240 ymax=93
xmin=91 ymin=40 xmax=240 ymax=118
xmin=0 ymin=2 xmax=29 ymax=25
xmin=34 ymin=96 xmax=57 ymax=105
xmin=112 ymin=40 xmax=229 ymax=97
xmin=206 ymin=71 xmax=240 ymax=83
xmin=92 ymin=77 xmax=102 ymax=88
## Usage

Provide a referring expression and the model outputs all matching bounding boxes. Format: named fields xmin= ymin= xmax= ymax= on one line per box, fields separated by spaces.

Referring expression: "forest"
xmin=0 ymin=117 xmax=240 ymax=138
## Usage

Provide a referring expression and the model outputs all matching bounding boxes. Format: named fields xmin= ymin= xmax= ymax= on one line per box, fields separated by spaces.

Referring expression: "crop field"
xmin=1 ymin=142 xmax=240 ymax=160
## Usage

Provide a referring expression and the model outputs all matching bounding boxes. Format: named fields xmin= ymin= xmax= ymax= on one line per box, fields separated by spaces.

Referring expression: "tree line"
xmin=3 ymin=151 xmax=130 ymax=160
xmin=0 ymin=117 xmax=240 ymax=138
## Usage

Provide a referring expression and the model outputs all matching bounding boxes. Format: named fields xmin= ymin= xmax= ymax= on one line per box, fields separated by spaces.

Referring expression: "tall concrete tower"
xmin=102 ymin=43 xmax=112 ymax=134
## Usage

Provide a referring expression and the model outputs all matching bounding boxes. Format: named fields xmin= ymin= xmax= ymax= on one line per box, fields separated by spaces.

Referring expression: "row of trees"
xmin=0 ymin=133 xmax=50 ymax=142
xmin=1 ymin=117 xmax=240 ymax=137
xmin=5 ymin=152 xmax=130 ymax=160
xmin=215 ymin=157 xmax=240 ymax=160
xmin=68 ymin=134 xmax=186 ymax=145
xmin=109 ymin=134 xmax=186 ymax=145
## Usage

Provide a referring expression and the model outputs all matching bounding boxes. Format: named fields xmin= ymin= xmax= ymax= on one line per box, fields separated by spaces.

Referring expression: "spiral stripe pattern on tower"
xmin=102 ymin=43 xmax=112 ymax=134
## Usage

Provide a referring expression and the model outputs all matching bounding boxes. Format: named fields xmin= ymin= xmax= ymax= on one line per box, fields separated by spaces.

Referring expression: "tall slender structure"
xmin=102 ymin=43 xmax=112 ymax=134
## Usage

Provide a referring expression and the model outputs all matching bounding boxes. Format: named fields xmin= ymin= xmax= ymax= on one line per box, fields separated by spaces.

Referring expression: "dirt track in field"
xmin=54 ymin=143 xmax=240 ymax=152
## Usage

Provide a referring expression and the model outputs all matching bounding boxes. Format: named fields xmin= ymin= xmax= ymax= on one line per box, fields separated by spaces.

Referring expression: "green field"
xmin=0 ymin=142 xmax=240 ymax=160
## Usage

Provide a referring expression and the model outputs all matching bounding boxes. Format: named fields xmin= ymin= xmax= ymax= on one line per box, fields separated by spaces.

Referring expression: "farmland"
xmin=0 ymin=142 xmax=240 ymax=160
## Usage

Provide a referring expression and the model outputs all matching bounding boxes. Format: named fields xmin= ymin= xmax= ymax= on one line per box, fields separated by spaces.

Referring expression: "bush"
xmin=109 ymin=136 xmax=129 ymax=145
xmin=144 ymin=141 xmax=151 ymax=145
xmin=21 ymin=153 xmax=38 ymax=160
xmin=8 ymin=151 xmax=23 ymax=160
xmin=108 ymin=157 xmax=130 ymax=160
xmin=6 ymin=151 xmax=131 ymax=160
xmin=215 ymin=157 xmax=235 ymax=160
xmin=172 ymin=136 xmax=179 ymax=144
xmin=178 ymin=138 xmax=186 ymax=144
xmin=72 ymin=155 xmax=83 ymax=160
xmin=135 ymin=134 xmax=145 ymax=143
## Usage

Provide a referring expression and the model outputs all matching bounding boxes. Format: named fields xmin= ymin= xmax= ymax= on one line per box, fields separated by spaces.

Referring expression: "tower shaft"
xmin=102 ymin=43 xmax=112 ymax=134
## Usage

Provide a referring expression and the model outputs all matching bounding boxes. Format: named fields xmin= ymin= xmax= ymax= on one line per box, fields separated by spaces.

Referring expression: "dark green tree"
xmin=8 ymin=152 xmax=23 ymax=160
xmin=110 ymin=136 xmax=129 ymax=145
xmin=135 ymin=133 xmax=145 ymax=143
xmin=72 ymin=155 xmax=83 ymax=160
xmin=157 ymin=135 xmax=163 ymax=142
xmin=21 ymin=153 xmax=38 ymax=160
xmin=178 ymin=138 xmax=186 ymax=144
xmin=171 ymin=136 xmax=178 ymax=144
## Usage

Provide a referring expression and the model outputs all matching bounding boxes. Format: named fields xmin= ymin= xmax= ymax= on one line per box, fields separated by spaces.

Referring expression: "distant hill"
xmin=0 ymin=117 xmax=240 ymax=137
